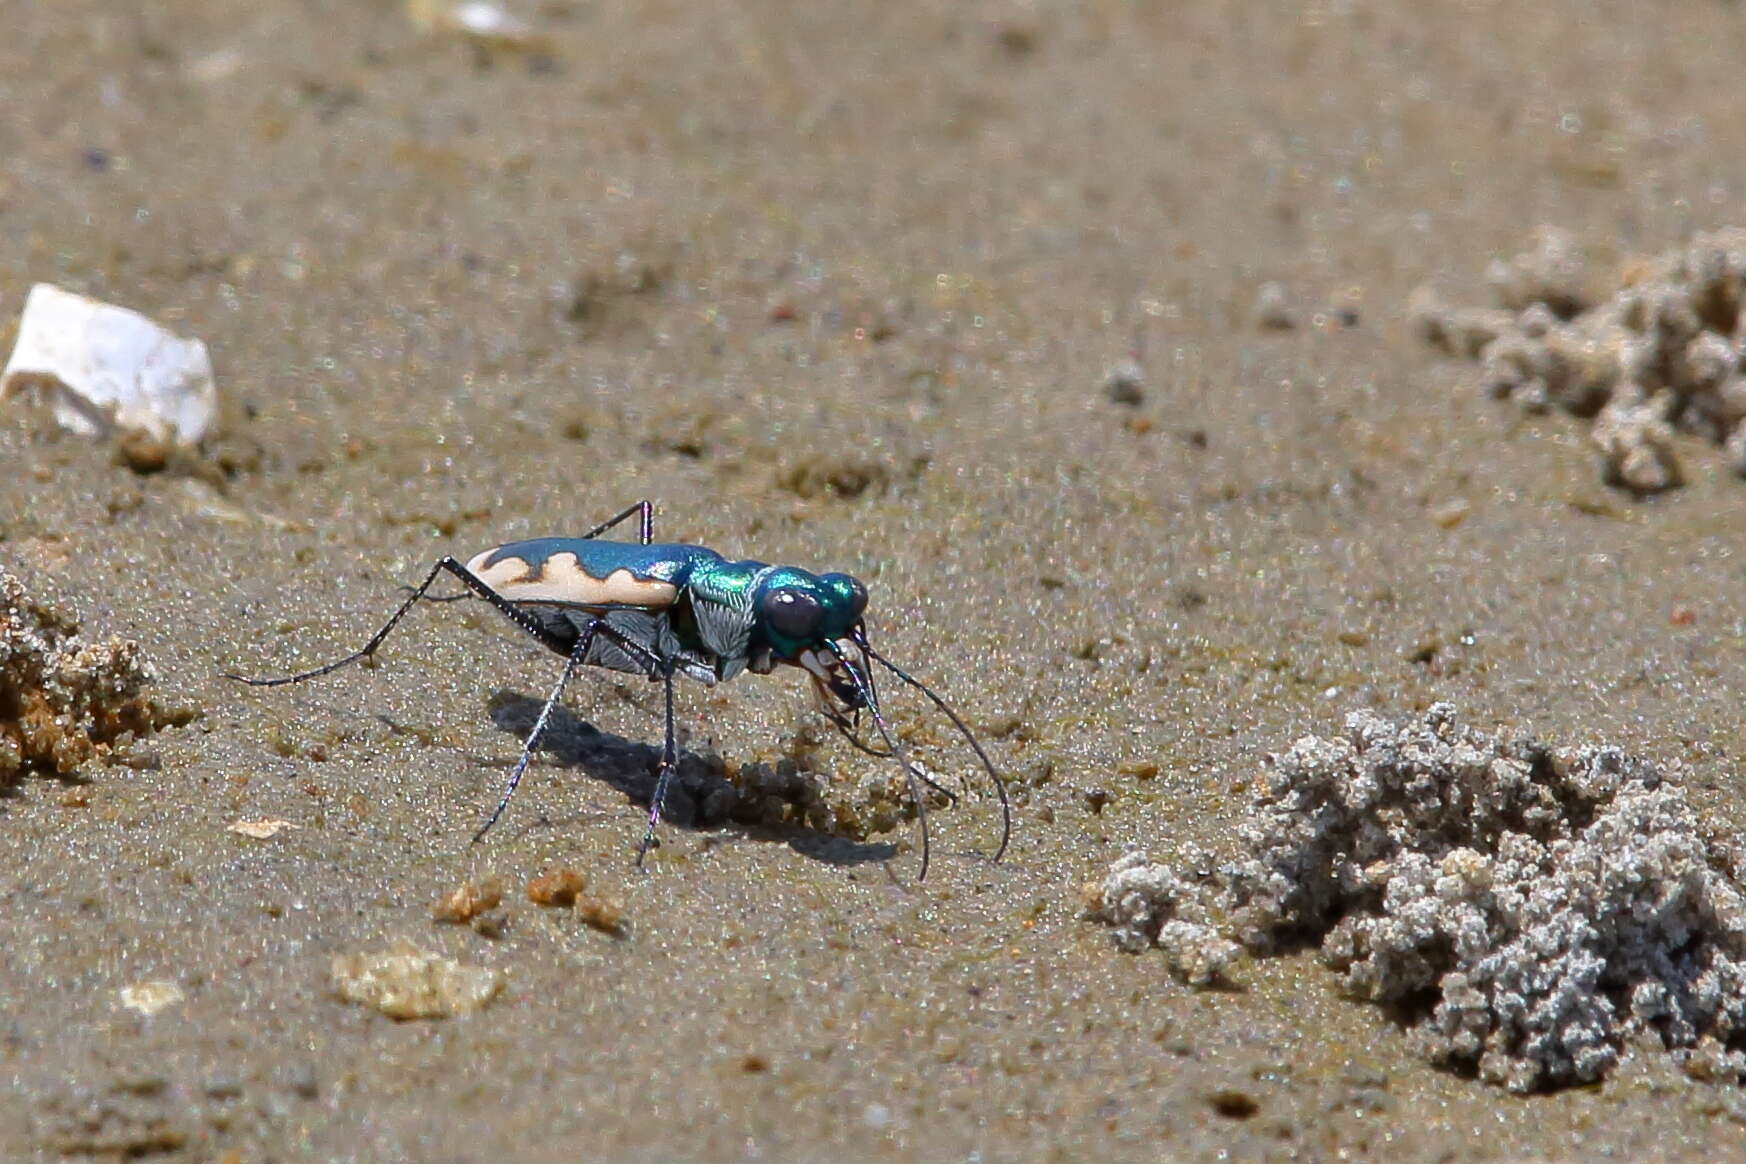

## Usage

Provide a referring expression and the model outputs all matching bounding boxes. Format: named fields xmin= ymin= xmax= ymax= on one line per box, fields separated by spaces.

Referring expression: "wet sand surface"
xmin=6 ymin=1 xmax=1746 ymax=1159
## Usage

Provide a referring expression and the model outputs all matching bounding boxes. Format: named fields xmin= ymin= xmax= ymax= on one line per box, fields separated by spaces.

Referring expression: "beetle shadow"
xmin=483 ymin=690 xmax=896 ymax=870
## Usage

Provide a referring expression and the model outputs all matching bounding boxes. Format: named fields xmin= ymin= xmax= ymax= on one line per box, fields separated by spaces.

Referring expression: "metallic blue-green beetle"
xmin=231 ymin=501 xmax=1009 ymax=879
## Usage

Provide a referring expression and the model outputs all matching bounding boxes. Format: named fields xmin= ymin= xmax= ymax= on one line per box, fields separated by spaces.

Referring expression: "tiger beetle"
xmin=228 ymin=501 xmax=1010 ymax=880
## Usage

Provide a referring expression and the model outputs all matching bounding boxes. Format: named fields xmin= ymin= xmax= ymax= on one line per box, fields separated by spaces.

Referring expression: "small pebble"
xmin=432 ymin=878 xmax=503 ymax=923
xmin=112 ymin=1074 xmax=168 ymax=1098
xmin=1102 ymin=360 xmax=1144 ymax=406
xmin=1254 ymin=282 xmax=1297 ymax=330
xmin=278 ymin=1063 xmax=318 ymax=1100
xmin=576 ymin=896 xmax=626 ymax=936
xmin=526 ymin=869 xmax=586 ymax=907
xmin=1 ymin=282 xmax=217 ymax=446
xmin=1428 ymin=498 xmax=1471 ymax=529
xmin=228 ymin=818 xmax=297 ymax=840
xmin=202 ymin=1075 xmax=244 ymax=1100
xmin=118 ymin=980 xmax=184 ymax=1017
xmin=1207 ymin=1089 xmax=1261 ymax=1119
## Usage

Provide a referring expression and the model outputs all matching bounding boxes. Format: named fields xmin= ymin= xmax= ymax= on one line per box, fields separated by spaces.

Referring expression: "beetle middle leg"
xmin=635 ymin=661 xmax=680 ymax=868
xmin=540 ymin=619 xmax=689 ymax=866
xmin=474 ymin=618 xmax=601 ymax=841
xmin=579 ymin=625 xmax=689 ymax=867
xmin=576 ymin=499 xmax=654 ymax=545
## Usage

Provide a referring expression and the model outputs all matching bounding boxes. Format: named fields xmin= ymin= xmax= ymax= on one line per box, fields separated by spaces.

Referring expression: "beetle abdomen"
xmin=465 ymin=538 xmax=721 ymax=609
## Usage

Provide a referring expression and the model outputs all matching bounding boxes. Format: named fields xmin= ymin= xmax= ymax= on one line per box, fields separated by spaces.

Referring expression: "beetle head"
xmin=748 ymin=567 xmax=869 ymax=706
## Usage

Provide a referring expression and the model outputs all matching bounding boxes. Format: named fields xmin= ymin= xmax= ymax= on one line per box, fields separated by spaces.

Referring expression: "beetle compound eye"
xmin=764 ymin=588 xmax=823 ymax=640
xmin=822 ymin=572 xmax=868 ymax=618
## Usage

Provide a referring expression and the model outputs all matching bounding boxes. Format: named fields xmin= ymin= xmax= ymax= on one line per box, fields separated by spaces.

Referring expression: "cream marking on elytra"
xmin=463 ymin=549 xmax=678 ymax=608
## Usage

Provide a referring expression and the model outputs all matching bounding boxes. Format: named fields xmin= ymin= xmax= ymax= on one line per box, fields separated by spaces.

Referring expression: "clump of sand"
xmin=1089 ymin=705 xmax=1746 ymax=1092
xmin=330 ymin=942 xmax=503 ymax=1019
xmin=1413 ymin=227 xmax=1746 ymax=493
xmin=0 ymin=563 xmax=183 ymax=784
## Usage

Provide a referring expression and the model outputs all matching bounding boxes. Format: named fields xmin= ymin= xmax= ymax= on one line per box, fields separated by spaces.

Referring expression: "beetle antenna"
xmin=856 ymin=636 xmax=1011 ymax=865
xmin=812 ymin=674 xmax=956 ymax=800
xmin=825 ymin=640 xmax=933 ymax=882
xmin=818 ymin=702 xmax=896 ymax=760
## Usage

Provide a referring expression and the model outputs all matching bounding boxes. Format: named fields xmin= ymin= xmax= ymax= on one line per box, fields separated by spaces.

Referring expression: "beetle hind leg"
xmin=473 ymin=618 xmax=602 ymax=841
xmin=226 ymin=555 xmax=572 ymax=688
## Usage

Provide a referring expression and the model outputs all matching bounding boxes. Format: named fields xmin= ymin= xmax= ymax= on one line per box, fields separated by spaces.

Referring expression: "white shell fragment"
xmin=406 ymin=0 xmax=550 ymax=51
xmin=227 ymin=817 xmax=298 ymax=839
xmin=449 ymin=1 xmax=532 ymax=38
xmin=1 ymin=283 xmax=216 ymax=446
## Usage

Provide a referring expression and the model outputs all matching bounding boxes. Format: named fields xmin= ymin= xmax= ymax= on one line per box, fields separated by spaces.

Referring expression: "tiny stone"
xmin=202 ymin=1075 xmax=244 ymax=1100
xmin=118 ymin=980 xmax=184 ymax=1017
xmin=115 ymin=430 xmax=171 ymax=474
xmin=1207 ymin=1090 xmax=1260 ymax=1119
xmin=469 ymin=911 xmax=508 ymax=939
xmin=1428 ymin=498 xmax=1471 ymax=529
xmin=112 ymin=1074 xmax=168 ymax=1097
xmin=278 ymin=1063 xmax=318 ymax=1100
xmin=1081 ymin=786 xmax=1113 ymax=814
xmin=432 ymin=878 xmax=503 ymax=923
xmin=1254 ymin=282 xmax=1296 ymax=330
xmin=1102 ymin=360 xmax=1144 ymax=406
xmin=576 ymin=896 xmax=626 ymax=936
xmin=526 ymin=869 xmax=586 ymax=907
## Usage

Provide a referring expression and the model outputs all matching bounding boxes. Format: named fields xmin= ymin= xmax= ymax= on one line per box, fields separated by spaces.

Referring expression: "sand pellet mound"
xmin=0 ymin=562 xmax=181 ymax=784
xmin=1412 ymin=226 xmax=1746 ymax=493
xmin=491 ymin=691 xmax=943 ymax=846
xmin=729 ymin=757 xmax=940 ymax=842
xmin=1090 ymin=705 xmax=1746 ymax=1092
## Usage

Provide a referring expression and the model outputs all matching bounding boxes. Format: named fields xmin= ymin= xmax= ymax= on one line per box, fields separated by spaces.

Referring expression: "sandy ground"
xmin=7 ymin=0 xmax=1746 ymax=1159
